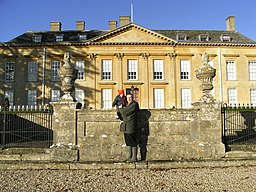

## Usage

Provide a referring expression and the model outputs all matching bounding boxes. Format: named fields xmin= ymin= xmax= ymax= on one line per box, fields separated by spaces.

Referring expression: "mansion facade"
xmin=1 ymin=16 xmax=256 ymax=109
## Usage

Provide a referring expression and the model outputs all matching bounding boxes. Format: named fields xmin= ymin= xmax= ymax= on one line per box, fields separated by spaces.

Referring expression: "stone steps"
xmin=225 ymin=150 xmax=256 ymax=159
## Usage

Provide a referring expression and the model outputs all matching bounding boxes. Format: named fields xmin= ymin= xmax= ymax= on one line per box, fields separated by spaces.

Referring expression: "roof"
xmin=2 ymin=23 xmax=256 ymax=46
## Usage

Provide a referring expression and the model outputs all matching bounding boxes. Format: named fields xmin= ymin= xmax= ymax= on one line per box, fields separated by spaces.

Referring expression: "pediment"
xmin=90 ymin=23 xmax=176 ymax=44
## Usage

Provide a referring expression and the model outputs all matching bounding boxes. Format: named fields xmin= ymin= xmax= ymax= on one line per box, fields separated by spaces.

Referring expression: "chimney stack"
xmin=119 ymin=16 xmax=131 ymax=27
xmin=109 ymin=20 xmax=117 ymax=30
xmin=226 ymin=16 xmax=236 ymax=31
xmin=76 ymin=21 xmax=85 ymax=30
xmin=50 ymin=21 xmax=62 ymax=31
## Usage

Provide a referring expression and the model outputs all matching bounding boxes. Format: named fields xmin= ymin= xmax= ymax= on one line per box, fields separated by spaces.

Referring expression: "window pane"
xmin=228 ymin=88 xmax=237 ymax=105
xmin=226 ymin=61 xmax=236 ymax=80
xmin=102 ymin=60 xmax=112 ymax=80
xmin=102 ymin=89 xmax=112 ymax=109
xmin=75 ymin=61 xmax=85 ymax=80
xmin=250 ymin=89 xmax=256 ymax=106
xmin=249 ymin=61 xmax=256 ymax=80
xmin=4 ymin=90 xmax=14 ymax=106
xmin=153 ymin=60 xmax=163 ymax=80
xmin=51 ymin=90 xmax=60 ymax=102
xmin=5 ymin=62 xmax=15 ymax=81
xmin=154 ymin=88 xmax=164 ymax=108
xmin=75 ymin=89 xmax=85 ymax=106
xmin=56 ymin=35 xmax=63 ymax=42
xmin=181 ymin=88 xmax=191 ymax=108
xmin=27 ymin=90 xmax=37 ymax=106
xmin=51 ymin=61 xmax=61 ymax=81
xmin=28 ymin=61 xmax=38 ymax=81
xmin=180 ymin=60 xmax=190 ymax=80
xmin=79 ymin=34 xmax=87 ymax=41
xmin=128 ymin=60 xmax=137 ymax=80
xmin=33 ymin=35 xmax=42 ymax=43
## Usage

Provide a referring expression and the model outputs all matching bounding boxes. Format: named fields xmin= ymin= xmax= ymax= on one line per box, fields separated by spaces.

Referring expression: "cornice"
xmin=1 ymin=42 xmax=256 ymax=48
xmin=222 ymin=54 xmax=240 ymax=57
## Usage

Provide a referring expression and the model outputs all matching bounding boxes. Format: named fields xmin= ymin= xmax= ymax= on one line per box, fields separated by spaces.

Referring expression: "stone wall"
xmin=73 ymin=101 xmax=225 ymax=162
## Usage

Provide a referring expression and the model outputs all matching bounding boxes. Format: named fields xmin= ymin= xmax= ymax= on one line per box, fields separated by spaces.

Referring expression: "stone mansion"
xmin=0 ymin=16 xmax=256 ymax=109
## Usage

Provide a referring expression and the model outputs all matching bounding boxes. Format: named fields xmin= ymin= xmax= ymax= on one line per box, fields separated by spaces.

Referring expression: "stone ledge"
xmin=1 ymin=158 xmax=256 ymax=170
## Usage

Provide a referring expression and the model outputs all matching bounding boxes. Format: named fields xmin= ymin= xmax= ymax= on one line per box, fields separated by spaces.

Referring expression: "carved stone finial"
xmin=58 ymin=52 xmax=78 ymax=101
xmin=195 ymin=52 xmax=216 ymax=103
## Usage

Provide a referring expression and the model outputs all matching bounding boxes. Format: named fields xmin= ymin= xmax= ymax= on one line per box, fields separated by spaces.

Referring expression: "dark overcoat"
xmin=119 ymin=101 xmax=139 ymax=134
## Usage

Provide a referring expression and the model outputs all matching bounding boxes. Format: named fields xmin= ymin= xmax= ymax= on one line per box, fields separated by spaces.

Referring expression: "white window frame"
xmin=75 ymin=61 xmax=85 ymax=80
xmin=199 ymin=34 xmax=209 ymax=41
xmin=75 ymin=89 xmax=85 ymax=106
xmin=79 ymin=34 xmax=87 ymax=41
xmin=27 ymin=90 xmax=37 ymax=106
xmin=250 ymin=89 xmax=256 ymax=106
xmin=228 ymin=88 xmax=237 ymax=105
xmin=180 ymin=60 xmax=190 ymax=80
xmin=4 ymin=90 xmax=14 ymax=106
xmin=154 ymin=88 xmax=164 ymax=108
xmin=55 ymin=35 xmax=63 ymax=42
xmin=226 ymin=60 xmax=236 ymax=80
xmin=102 ymin=60 xmax=112 ymax=80
xmin=222 ymin=34 xmax=231 ymax=42
xmin=32 ymin=35 xmax=42 ymax=43
xmin=153 ymin=60 xmax=164 ymax=80
xmin=28 ymin=61 xmax=38 ymax=81
xmin=102 ymin=89 xmax=112 ymax=109
xmin=5 ymin=62 xmax=15 ymax=82
xmin=181 ymin=88 xmax=192 ymax=108
xmin=51 ymin=89 xmax=60 ymax=102
xmin=249 ymin=61 xmax=256 ymax=80
xmin=51 ymin=61 xmax=61 ymax=81
xmin=128 ymin=60 xmax=138 ymax=80
xmin=177 ymin=34 xmax=187 ymax=41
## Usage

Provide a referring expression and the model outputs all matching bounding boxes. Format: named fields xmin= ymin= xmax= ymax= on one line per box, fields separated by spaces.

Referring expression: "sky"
xmin=1 ymin=0 xmax=256 ymax=42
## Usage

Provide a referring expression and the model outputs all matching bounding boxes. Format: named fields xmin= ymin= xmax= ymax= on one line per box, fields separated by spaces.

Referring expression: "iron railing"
xmin=222 ymin=104 xmax=256 ymax=145
xmin=0 ymin=105 xmax=53 ymax=148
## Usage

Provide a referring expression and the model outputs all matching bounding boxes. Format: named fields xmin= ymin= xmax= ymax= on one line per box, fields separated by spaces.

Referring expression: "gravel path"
xmin=0 ymin=166 xmax=256 ymax=192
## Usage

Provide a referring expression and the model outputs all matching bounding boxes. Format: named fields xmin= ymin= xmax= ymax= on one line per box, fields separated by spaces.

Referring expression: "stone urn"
xmin=58 ymin=52 xmax=78 ymax=101
xmin=195 ymin=53 xmax=216 ymax=102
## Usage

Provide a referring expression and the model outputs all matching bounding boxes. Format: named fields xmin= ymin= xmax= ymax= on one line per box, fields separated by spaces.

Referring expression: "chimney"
xmin=226 ymin=16 xmax=236 ymax=31
xmin=50 ymin=21 xmax=62 ymax=31
xmin=119 ymin=16 xmax=131 ymax=27
xmin=109 ymin=20 xmax=117 ymax=30
xmin=76 ymin=21 xmax=85 ymax=30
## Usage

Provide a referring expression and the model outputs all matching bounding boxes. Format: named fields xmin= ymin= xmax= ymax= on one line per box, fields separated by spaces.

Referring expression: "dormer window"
xmin=222 ymin=34 xmax=231 ymax=42
xmin=78 ymin=34 xmax=87 ymax=41
xmin=55 ymin=34 xmax=63 ymax=42
xmin=177 ymin=34 xmax=187 ymax=41
xmin=199 ymin=34 xmax=209 ymax=41
xmin=32 ymin=35 xmax=42 ymax=43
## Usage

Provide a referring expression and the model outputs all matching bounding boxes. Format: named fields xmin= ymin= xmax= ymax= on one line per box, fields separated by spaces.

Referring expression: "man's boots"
xmin=140 ymin=147 xmax=147 ymax=161
xmin=127 ymin=147 xmax=137 ymax=162
xmin=123 ymin=146 xmax=132 ymax=162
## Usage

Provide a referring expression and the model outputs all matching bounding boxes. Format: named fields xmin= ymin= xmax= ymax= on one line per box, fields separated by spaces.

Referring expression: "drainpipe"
xmin=218 ymin=47 xmax=223 ymax=102
xmin=42 ymin=48 xmax=46 ymax=106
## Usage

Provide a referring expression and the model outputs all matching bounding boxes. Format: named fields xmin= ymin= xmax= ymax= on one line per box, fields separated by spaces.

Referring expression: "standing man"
xmin=119 ymin=93 xmax=139 ymax=162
